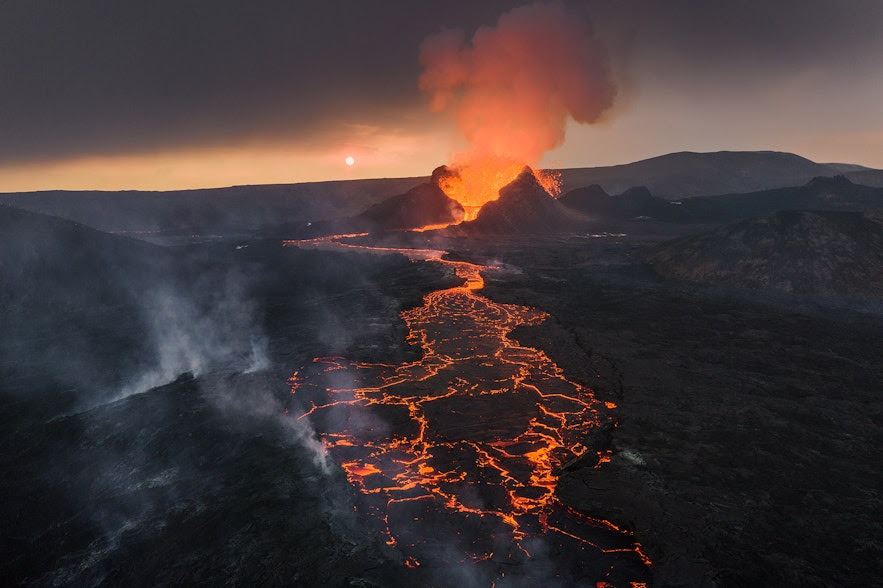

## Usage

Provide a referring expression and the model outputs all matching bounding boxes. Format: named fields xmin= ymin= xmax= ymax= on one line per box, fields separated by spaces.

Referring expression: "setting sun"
xmin=345 ymin=156 xmax=355 ymax=166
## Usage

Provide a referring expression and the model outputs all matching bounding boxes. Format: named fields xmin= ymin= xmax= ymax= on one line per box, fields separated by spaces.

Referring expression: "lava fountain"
xmin=285 ymin=236 xmax=650 ymax=585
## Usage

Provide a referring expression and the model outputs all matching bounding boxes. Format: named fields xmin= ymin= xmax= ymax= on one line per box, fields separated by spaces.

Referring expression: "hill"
xmin=558 ymin=175 xmax=883 ymax=224
xmin=0 ymin=205 xmax=171 ymax=392
xmin=645 ymin=209 xmax=883 ymax=299
xmin=357 ymin=178 xmax=464 ymax=230
xmin=679 ymin=175 xmax=883 ymax=223
xmin=0 ymin=203 xmax=171 ymax=312
xmin=843 ymin=168 xmax=883 ymax=188
xmin=559 ymin=184 xmax=684 ymax=221
xmin=556 ymin=150 xmax=857 ymax=198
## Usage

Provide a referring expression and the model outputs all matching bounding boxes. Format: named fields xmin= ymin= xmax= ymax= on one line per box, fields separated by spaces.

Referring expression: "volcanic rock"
xmin=462 ymin=167 xmax=582 ymax=234
xmin=480 ymin=231 xmax=883 ymax=586
xmin=646 ymin=209 xmax=883 ymax=299
xmin=559 ymin=184 xmax=686 ymax=221
xmin=558 ymin=183 xmax=610 ymax=205
xmin=356 ymin=178 xmax=464 ymax=230
xmin=560 ymin=419 xmax=618 ymax=472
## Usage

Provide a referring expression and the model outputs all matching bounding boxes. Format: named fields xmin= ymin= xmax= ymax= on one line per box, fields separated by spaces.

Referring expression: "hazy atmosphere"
xmin=1 ymin=0 xmax=881 ymax=191
xmin=3 ymin=2 xmax=882 ymax=586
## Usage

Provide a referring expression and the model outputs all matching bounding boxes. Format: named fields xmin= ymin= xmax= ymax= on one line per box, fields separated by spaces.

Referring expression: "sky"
xmin=1 ymin=0 xmax=881 ymax=192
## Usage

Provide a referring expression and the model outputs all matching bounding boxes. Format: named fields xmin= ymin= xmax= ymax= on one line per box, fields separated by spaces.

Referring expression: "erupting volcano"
xmin=434 ymin=162 xmax=562 ymax=222
xmin=419 ymin=1 xmax=616 ymax=217
xmin=280 ymin=7 xmax=639 ymax=576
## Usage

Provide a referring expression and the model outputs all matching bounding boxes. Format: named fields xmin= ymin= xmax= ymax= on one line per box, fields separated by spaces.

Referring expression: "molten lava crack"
xmin=286 ymin=236 xmax=650 ymax=582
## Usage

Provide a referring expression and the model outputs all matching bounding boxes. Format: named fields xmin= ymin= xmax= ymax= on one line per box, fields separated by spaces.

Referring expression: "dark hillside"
xmin=646 ymin=209 xmax=883 ymax=299
xmin=679 ymin=175 xmax=883 ymax=223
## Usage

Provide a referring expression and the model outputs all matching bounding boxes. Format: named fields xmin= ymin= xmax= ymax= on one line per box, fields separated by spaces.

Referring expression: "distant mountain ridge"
xmin=678 ymin=175 xmax=883 ymax=223
xmin=556 ymin=150 xmax=882 ymax=199
xmin=559 ymin=175 xmax=883 ymax=224
xmin=842 ymin=168 xmax=883 ymax=188
xmin=823 ymin=163 xmax=875 ymax=173
xmin=0 ymin=177 xmax=425 ymax=239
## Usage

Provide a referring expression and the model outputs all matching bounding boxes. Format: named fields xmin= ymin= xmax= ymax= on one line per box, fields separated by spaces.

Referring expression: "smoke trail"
xmin=419 ymin=1 xmax=615 ymax=166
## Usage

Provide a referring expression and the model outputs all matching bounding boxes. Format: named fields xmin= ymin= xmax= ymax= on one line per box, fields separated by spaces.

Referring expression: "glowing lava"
xmin=437 ymin=159 xmax=561 ymax=220
xmin=285 ymin=235 xmax=649 ymax=583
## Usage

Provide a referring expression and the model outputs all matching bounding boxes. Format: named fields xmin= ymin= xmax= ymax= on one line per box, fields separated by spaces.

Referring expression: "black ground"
xmin=2 ymin=198 xmax=881 ymax=586
xmin=469 ymin=227 xmax=882 ymax=587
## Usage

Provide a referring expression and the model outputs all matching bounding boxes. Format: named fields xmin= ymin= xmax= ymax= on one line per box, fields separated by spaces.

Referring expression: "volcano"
xmin=456 ymin=167 xmax=583 ymax=234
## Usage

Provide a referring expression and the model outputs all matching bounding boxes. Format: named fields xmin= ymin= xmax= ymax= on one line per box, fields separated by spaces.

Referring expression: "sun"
xmin=345 ymin=156 xmax=355 ymax=166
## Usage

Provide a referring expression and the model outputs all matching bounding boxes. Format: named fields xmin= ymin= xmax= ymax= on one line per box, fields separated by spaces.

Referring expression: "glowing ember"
xmin=285 ymin=236 xmax=650 ymax=582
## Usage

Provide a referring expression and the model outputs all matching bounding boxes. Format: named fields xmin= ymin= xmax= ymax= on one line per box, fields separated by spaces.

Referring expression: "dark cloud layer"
xmin=1 ymin=0 xmax=880 ymax=165
xmin=0 ymin=0 xmax=522 ymax=162
xmin=592 ymin=0 xmax=883 ymax=79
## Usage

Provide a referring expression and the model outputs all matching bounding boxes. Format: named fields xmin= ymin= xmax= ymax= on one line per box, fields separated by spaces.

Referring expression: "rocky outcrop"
xmin=356 ymin=179 xmax=464 ymax=230
xmin=558 ymin=183 xmax=610 ymax=207
xmin=559 ymin=184 xmax=685 ymax=221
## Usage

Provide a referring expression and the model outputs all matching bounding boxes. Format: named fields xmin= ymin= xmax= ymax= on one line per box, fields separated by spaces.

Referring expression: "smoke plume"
xmin=419 ymin=1 xmax=615 ymax=176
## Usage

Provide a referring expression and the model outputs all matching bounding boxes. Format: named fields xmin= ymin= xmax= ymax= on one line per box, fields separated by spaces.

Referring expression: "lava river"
xmin=285 ymin=236 xmax=651 ymax=586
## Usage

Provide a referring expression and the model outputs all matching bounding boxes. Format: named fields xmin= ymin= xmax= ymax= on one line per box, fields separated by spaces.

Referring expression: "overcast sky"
xmin=1 ymin=0 xmax=881 ymax=191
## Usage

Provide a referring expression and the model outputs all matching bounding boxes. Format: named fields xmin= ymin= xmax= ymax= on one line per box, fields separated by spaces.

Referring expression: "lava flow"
xmin=285 ymin=236 xmax=650 ymax=584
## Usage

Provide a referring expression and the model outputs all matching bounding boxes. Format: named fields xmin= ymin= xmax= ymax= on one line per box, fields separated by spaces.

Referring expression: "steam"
xmin=419 ymin=1 xmax=616 ymax=168
xmin=63 ymin=270 xmax=270 ymax=417
xmin=209 ymin=374 xmax=331 ymax=475
xmin=119 ymin=274 xmax=270 ymax=398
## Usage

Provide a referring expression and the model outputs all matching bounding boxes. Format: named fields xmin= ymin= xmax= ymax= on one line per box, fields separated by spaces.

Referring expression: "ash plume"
xmin=419 ymin=1 xmax=616 ymax=169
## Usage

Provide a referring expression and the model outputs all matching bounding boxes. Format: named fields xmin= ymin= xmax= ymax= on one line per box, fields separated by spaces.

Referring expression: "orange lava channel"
xmin=285 ymin=235 xmax=650 ymax=575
